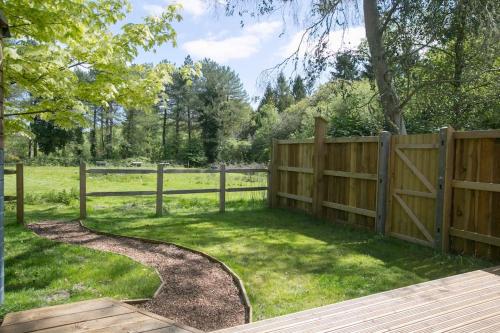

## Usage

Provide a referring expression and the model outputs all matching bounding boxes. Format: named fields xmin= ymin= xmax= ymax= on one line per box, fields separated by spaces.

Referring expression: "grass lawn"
xmin=3 ymin=166 xmax=494 ymax=321
xmin=0 ymin=211 xmax=160 ymax=318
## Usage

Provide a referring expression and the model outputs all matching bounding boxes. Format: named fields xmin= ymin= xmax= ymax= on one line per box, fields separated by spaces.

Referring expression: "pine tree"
xmin=275 ymin=72 xmax=294 ymax=113
xmin=292 ymin=75 xmax=307 ymax=101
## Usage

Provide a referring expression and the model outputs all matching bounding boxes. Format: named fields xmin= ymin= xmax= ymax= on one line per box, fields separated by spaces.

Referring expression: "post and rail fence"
xmin=79 ymin=163 xmax=269 ymax=219
xmin=4 ymin=163 xmax=23 ymax=224
xmin=269 ymin=117 xmax=500 ymax=260
xmin=76 ymin=121 xmax=499 ymax=260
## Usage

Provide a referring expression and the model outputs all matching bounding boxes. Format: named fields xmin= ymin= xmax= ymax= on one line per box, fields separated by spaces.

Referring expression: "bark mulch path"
xmin=29 ymin=221 xmax=246 ymax=332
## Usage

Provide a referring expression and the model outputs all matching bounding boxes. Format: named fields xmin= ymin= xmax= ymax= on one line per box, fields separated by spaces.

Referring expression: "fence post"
xmin=312 ymin=116 xmax=328 ymax=218
xmin=269 ymin=139 xmax=279 ymax=208
xmin=79 ymin=162 xmax=86 ymax=220
xmin=15 ymin=163 xmax=23 ymax=224
xmin=435 ymin=126 xmax=455 ymax=252
xmin=219 ymin=164 xmax=225 ymax=213
xmin=156 ymin=163 xmax=164 ymax=217
xmin=375 ymin=131 xmax=391 ymax=234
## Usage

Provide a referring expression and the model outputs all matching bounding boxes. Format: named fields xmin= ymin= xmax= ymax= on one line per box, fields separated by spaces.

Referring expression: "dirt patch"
xmin=29 ymin=221 xmax=245 ymax=331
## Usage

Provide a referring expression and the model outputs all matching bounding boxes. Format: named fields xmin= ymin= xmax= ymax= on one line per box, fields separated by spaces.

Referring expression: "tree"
xmin=1 ymin=0 xmax=181 ymax=139
xmin=331 ymin=51 xmax=361 ymax=81
xmin=30 ymin=117 xmax=82 ymax=155
xmin=225 ymin=0 xmax=498 ymax=134
xmin=275 ymin=72 xmax=294 ymax=113
xmin=196 ymin=59 xmax=251 ymax=163
xmin=292 ymin=75 xmax=307 ymax=101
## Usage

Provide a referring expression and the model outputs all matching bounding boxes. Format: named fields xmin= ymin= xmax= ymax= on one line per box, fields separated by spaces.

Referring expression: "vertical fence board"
xmin=79 ymin=162 xmax=86 ymax=219
xmin=376 ymin=132 xmax=391 ymax=234
xmin=312 ymin=117 xmax=327 ymax=218
xmin=440 ymin=127 xmax=455 ymax=252
xmin=220 ymin=164 xmax=226 ymax=213
xmin=270 ymin=139 xmax=279 ymax=208
xmin=156 ymin=163 xmax=164 ymax=217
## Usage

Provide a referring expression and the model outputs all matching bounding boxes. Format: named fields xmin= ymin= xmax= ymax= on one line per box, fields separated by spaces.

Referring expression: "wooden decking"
xmin=0 ymin=298 xmax=201 ymax=333
xmin=2 ymin=267 xmax=499 ymax=332
xmin=217 ymin=266 xmax=500 ymax=333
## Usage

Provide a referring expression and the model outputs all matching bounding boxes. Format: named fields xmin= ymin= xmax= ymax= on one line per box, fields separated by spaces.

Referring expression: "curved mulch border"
xmin=28 ymin=221 xmax=252 ymax=332
xmin=77 ymin=221 xmax=253 ymax=323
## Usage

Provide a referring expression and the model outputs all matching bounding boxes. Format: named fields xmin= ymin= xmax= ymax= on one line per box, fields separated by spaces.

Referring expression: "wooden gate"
xmin=387 ymin=134 xmax=440 ymax=247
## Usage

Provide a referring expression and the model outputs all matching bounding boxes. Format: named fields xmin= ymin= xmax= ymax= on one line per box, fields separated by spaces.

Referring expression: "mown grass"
xmin=0 ymin=211 xmax=160 ymax=318
xmin=3 ymin=166 xmax=494 ymax=321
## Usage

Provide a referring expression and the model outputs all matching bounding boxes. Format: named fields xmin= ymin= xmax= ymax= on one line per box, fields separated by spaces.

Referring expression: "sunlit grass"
xmin=3 ymin=166 xmax=493 ymax=321
xmin=0 ymin=211 xmax=160 ymax=318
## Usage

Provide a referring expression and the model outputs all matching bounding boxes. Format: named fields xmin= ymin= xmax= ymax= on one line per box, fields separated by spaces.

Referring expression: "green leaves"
xmin=1 ymin=0 xmax=181 ymax=131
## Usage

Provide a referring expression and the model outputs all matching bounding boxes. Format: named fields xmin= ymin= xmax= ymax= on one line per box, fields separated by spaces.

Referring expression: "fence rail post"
xmin=219 ymin=164 xmax=225 ymax=213
xmin=312 ymin=116 xmax=327 ymax=218
xmin=435 ymin=126 xmax=455 ymax=251
xmin=376 ymin=131 xmax=391 ymax=234
xmin=79 ymin=162 xmax=86 ymax=219
xmin=269 ymin=139 xmax=279 ymax=208
xmin=156 ymin=163 xmax=164 ymax=217
xmin=15 ymin=163 xmax=23 ymax=224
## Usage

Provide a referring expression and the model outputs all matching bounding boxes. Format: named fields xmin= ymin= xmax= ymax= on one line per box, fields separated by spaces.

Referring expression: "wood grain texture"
xmin=450 ymin=134 xmax=500 ymax=259
xmin=0 ymin=299 xmax=201 ymax=333
xmin=217 ymin=267 xmax=500 ymax=333
xmin=388 ymin=134 xmax=439 ymax=246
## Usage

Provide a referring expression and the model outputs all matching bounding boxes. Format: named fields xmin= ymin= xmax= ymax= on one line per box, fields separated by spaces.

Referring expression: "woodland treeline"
xmin=3 ymin=0 xmax=499 ymax=166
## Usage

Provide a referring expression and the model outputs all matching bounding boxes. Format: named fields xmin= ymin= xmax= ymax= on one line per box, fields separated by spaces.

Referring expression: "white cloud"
xmin=172 ymin=0 xmax=208 ymax=17
xmin=182 ymin=21 xmax=283 ymax=63
xmin=144 ymin=1 xmax=211 ymax=18
xmin=143 ymin=4 xmax=166 ymax=17
xmin=279 ymin=26 xmax=366 ymax=58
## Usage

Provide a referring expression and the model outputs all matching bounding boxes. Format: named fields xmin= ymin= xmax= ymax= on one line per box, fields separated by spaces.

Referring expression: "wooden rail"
xmin=4 ymin=163 xmax=23 ymax=224
xmin=80 ymin=163 xmax=269 ymax=218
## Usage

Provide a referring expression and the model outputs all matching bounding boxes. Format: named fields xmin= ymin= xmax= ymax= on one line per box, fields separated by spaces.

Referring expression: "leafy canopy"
xmin=1 ymin=0 xmax=182 ymax=132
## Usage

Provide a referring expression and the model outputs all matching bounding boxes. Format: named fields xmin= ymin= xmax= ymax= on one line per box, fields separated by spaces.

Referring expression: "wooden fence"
xmin=79 ymin=163 xmax=268 ymax=219
xmin=269 ymin=117 xmax=500 ymax=259
xmin=4 ymin=163 xmax=23 ymax=224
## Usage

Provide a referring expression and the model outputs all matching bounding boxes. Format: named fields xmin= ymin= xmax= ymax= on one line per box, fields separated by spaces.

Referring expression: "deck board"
xmin=217 ymin=267 xmax=500 ymax=333
xmin=0 ymin=298 xmax=201 ymax=333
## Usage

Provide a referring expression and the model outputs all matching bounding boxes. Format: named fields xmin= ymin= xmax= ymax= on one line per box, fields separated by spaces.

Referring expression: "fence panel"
xmin=268 ymin=125 xmax=500 ymax=260
xmin=323 ymin=137 xmax=379 ymax=229
xmin=387 ymin=134 xmax=439 ymax=247
xmin=450 ymin=132 xmax=500 ymax=259
xmin=275 ymin=140 xmax=314 ymax=213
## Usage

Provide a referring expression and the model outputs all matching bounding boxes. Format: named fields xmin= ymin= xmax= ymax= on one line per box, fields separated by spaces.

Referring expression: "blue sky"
xmin=126 ymin=0 xmax=365 ymax=102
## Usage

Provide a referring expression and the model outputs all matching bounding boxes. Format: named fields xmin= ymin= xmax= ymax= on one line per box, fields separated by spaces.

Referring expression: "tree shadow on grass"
xmin=85 ymin=206 xmax=492 ymax=294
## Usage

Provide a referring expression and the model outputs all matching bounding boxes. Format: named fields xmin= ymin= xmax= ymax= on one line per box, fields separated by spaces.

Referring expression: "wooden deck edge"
xmin=121 ymin=298 xmax=152 ymax=305
xmin=78 ymin=220 xmax=253 ymax=324
xmin=115 ymin=300 xmax=204 ymax=333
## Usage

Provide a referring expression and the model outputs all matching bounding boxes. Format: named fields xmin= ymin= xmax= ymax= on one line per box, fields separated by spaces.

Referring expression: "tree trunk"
xmin=174 ymin=108 xmax=180 ymax=159
xmin=187 ymin=108 xmax=192 ymax=143
xmin=100 ymin=107 xmax=104 ymax=156
xmin=363 ymin=0 xmax=406 ymax=134
xmin=162 ymin=107 xmax=168 ymax=160
xmin=90 ymin=107 xmax=97 ymax=160
xmin=105 ymin=105 xmax=113 ymax=159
